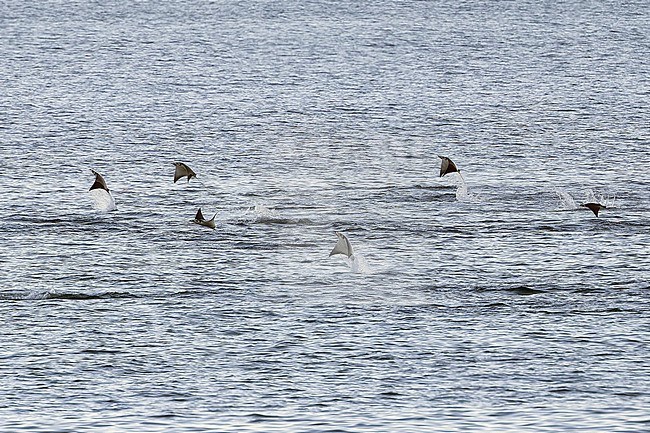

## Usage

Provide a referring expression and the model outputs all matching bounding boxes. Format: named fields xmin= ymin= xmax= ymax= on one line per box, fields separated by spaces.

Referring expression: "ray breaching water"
xmin=555 ymin=190 xmax=616 ymax=216
xmin=173 ymin=162 xmax=197 ymax=183
xmin=88 ymin=169 xmax=117 ymax=211
xmin=192 ymin=208 xmax=216 ymax=229
xmin=329 ymin=231 xmax=370 ymax=273
xmin=438 ymin=156 xmax=474 ymax=202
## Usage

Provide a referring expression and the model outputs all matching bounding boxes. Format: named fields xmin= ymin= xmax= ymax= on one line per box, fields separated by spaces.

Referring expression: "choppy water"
xmin=1 ymin=1 xmax=649 ymax=431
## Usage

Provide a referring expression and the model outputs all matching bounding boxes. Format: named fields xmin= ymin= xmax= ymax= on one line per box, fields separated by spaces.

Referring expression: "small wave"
xmin=483 ymin=302 xmax=511 ymax=308
xmin=46 ymin=291 xmax=139 ymax=300
xmin=255 ymin=216 xmax=314 ymax=225
xmin=16 ymin=212 xmax=114 ymax=227
xmin=80 ymin=348 xmax=124 ymax=354
xmin=0 ymin=290 xmax=140 ymax=301
xmin=473 ymin=285 xmax=545 ymax=295
xmin=567 ymin=307 xmax=629 ymax=315
xmin=506 ymin=286 xmax=545 ymax=295
xmin=379 ymin=391 xmax=402 ymax=399
xmin=247 ymin=413 xmax=284 ymax=422
xmin=413 ymin=184 xmax=455 ymax=191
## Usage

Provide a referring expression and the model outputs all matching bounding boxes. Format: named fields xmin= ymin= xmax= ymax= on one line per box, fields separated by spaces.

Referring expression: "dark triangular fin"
xmin=204 ymin=214 xmax=216 ymax=229
xmin=582 ymin=202 xmax=605 ymax=217
xmin=173 ymin=162 xmax=197 ymax=183
xmin=173 ymin=163 xmax=184 ymax=183
xmin=186 ymin=166 xmax=196 ymax=182
xmin=438 ymin=155 xmax=459 ymax=177
xmin=192 ymin=209 xmax=216 ymax=229
xmin=89 ymin=169 xmax=109 ymax=192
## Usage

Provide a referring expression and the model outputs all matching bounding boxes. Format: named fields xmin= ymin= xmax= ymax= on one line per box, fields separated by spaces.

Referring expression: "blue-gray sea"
xmin=1 ymin=1 xmax=649 ymax=432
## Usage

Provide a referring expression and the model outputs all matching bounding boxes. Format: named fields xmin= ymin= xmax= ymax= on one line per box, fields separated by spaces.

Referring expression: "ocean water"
xmin=1 ymin=1 xmax=649 ymax=431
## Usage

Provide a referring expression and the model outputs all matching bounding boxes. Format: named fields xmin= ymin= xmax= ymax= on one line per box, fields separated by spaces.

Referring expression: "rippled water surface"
xmin=1 ymin=1 xmax=649 ymax=431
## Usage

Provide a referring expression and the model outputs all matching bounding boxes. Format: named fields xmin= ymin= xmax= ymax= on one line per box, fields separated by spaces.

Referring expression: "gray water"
xmin=1 ymin=1 xmax=649 ymax=431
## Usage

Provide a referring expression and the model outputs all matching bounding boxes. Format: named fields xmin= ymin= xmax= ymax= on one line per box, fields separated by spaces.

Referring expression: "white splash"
xmin=555 ymin=190 xmax=578 ymax=210
xmin=252 ymin=204 xmax=275 ymax=216
xmin=20 ymin=289 xmax=55 ymax=300
xmin=89 ymin=189 xmax=117 ymax=212
xmin=455 ymin=173 xmax=481 ymax=202
xmin=455 ymin=174 xmax=469 ymax=201
xmin=243 ymin=203 xmax=277 ymax=222
xmin=555 ymin=189 xmax=617 ymax=211
xmin=349 ymin=254 xmax=370 ymax=274
xmin=585 ymin=189 xmax=617 ymax=208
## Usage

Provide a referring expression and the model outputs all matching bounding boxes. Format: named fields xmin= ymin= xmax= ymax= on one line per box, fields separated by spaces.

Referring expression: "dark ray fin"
xmin=582 ymin=202 xmax=605 ymax=217
xmin=192 ymin=209 xmax=216 ymax=229
xmin=438 ymin=155 xmax=459 ymax=177
xmin=204 ymin=214 xmax=216 ymax=229
xmin=173 ymin=162 xmax=197 ymax=183
xmin=89 ymin=169 xmax=110 ymax=192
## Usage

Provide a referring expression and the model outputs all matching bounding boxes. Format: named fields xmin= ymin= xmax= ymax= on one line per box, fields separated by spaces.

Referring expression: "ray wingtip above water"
xmin=88 ymin=168 xmax=110 ymax=193
xmin=582 ymin=202 xmax=606 ymax=217
xmin=192 ymin=207 xmax=216 ymax=229
xmin=438 ymin=155 xmax=460 ymax=178
xmin=88 ymin=169 xmax=117 ymax=211
xmin=173 ymin=162 xmax=197 ymax=183
xmin=330 ymin=231 xmax=354 ymax=258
